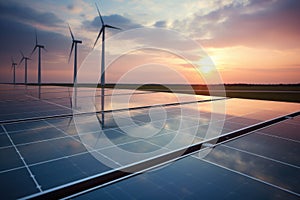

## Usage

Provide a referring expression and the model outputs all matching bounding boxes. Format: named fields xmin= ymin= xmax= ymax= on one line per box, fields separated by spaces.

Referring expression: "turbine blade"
xmin=95 ymin=3 xmax=104 ymax=25
xmin=93 ymin=27 xmax=103 ymax=49
xmin=68 ymin=42 xmax=75 ymax=63
xmin=19 ymin=50 xmax=24 ymax=57
xmin=68 ymin=87 xmax=73 ymax=108
xmin=68 ymin=24 xmax=74 ymax=40
xmin=96 ymin=114 xmax=102 ymax=125
xmin=11 ymin=57 xmax=14 ymax=63
xmin=106 ymin=24 xmax=122 ymax=30
xmin=30 ymin=45 xmax=37 ymax=56
xmin=19 ymin=57 xmax=24 ymax=65
xmin=43 ymin=47 xmax=48 ymax=52
xmin=67 ymin=116 xmax=73 ymax=128
xmin=35 ymin=29 xmax=38 ymax=45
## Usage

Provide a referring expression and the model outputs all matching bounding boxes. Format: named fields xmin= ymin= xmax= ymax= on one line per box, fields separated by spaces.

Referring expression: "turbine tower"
xmin=93 ymin=2 xmax=121 ymax=124
xmin=19 ymin=51 xmax=30 ymax=85
xmin=93 ymin=2 xmax=121 ymax=90
xmin=68 ymin=24 xmax=82 ymax=84
xmin=11 ymin=57 xmax=17 ymax=84
xmin=31 ymin=30 xmax=46 ymax=85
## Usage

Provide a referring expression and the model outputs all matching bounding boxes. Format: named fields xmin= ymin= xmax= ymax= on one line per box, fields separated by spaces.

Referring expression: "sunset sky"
xmin=0 ymin=0 xmax=299 ymax=84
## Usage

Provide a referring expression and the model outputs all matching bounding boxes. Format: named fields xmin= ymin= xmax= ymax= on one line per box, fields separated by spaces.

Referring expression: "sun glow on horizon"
xmin=197 ymin=56 xmax=215 ymax=74
xmin=1 ymin=1 xmax=300 ymax=84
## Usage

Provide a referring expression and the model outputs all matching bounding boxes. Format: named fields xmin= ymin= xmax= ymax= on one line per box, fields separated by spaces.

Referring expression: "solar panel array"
xmin=76 ymin=116 xmax=300 ymax=200
xmin=0 ymin=84 xmax=299 ymax=199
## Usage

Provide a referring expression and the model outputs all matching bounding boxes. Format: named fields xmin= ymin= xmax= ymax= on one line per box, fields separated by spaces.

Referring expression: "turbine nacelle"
xmin=73 ymin=40 xmax=82 ymax=44
xmin=11 ymin=57 xmax=17 ymax=73
xmin=37 ymin=45 xmax=45 ymax=49
xmin=19 ymin=50 xmax=31 ymax=65
xmin=11 ymin=57 xmax=17 ymax=67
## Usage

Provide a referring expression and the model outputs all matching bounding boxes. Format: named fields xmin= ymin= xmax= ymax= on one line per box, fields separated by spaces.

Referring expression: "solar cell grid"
xmin=74 ymin=156 xmax=298 ymax=200
xmin=257 ymin=122 xmax=300 ymax=141
xmin=0 ymin=86 xmax=222 ymax=124
xmin=73 ymin=117 xmax=300 ymax=199
xmin=0 ymin=84 xmax=299 ymax=199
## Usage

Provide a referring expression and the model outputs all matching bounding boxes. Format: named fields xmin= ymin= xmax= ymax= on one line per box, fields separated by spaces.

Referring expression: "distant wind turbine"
xmin=93 ymin=2 xmax=121 ymax=90
xmin=68 ymin=24 xmax=82 ymax=84
xmin=93 ymin=2 xmax=121 ymax=124
xmin=11 ymin=57 xmax=17 ymax=84
xmin=19 ymin=51 xmax=30 ymax=85
xmin=31 ymin=30 xmax=46 ymax=85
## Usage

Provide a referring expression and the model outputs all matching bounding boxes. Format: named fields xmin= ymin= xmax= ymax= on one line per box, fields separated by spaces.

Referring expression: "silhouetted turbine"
xmin=68 ymin=24 xmax=82 ymax=84
xmin=11 ymin=57 xmax=17 ymax=84
xmin=31 ymin=30 xmax=46 ymax=85
xmin=19 ymin=51 xmax=31 ymax=85
xmin=93 ymin=2 xmax=121 ymax=123
xmin=93 ymin=2 xmax=121 ymax=89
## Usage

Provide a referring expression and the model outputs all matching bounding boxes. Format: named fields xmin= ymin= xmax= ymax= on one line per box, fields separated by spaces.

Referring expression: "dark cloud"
xmin=0 ymin=1 xmax=83 ymax=83
xmin=0 ymin=1 xmax=63 ymax=27
xmin=0 ymin=17 xmax=77 ymax=83
xmin=83 ymin=14 xmax=142 ymax=31
xmin=153 ymin=20 xmax=167 ymax=28
xmin=67 ymin=4 xmax=74 ymax=10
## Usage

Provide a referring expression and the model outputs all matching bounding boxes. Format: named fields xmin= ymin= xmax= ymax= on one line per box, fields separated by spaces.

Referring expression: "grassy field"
xmin=109 ymin=84 xmax=300 ymax=103
xmin=24 ymin=83 xmax=300 ymax=103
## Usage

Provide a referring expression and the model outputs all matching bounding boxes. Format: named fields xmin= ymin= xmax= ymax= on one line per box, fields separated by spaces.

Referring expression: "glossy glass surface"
xmin=257 ymin=121 xmax=300 ymax=141
xmin=76 ymin=117 xmax=300 ymax=199
xmin=75 ymin=156 xmax=298 ymax=200
xmin=0 ymin=84 xmax=299 ymax=199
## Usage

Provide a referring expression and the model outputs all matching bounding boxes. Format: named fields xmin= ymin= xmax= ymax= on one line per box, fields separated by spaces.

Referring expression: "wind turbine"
xmin=19 ymin=51 xmax=30 ymax=85
xmin=31 ymin=30 xmax=46 ymax=85
xmin=11 ymin=57 xmax=17 ymax=84
xmin=93 ymin=2 xmax=121 ymax=90
xmin=68 ymin=24 xmax=82 ymax=84
xmin=93 ymin=2 xmax=121 ymax=124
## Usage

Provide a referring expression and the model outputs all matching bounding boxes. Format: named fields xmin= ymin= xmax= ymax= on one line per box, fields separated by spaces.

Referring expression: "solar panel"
xmin=0 ymin=84 xmax=299 ymax=199
xmin=103 ymin=162 xmax=290 ymax=199
xmin=73 ymin=118 xmax=300 ymax=200
xmin=0 ymin=85 xmax=221 ymax=123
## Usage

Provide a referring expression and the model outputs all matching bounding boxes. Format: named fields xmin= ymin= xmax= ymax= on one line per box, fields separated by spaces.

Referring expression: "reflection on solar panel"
xmin=0 ymin=84 xmax=299 ymax=199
